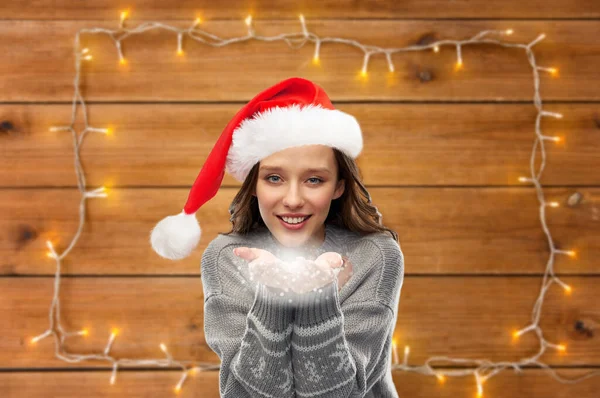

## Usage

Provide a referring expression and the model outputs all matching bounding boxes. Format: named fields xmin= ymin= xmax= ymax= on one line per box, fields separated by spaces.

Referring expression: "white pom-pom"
xmin=150 ymin=210 xmax=201 ymax=260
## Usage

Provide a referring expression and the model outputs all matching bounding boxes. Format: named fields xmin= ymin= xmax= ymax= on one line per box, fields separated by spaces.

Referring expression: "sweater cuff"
xmin=294 ymin=279 xmax=342 ymax=326
xmin=250 ymin=283 xmax=294 ymax=331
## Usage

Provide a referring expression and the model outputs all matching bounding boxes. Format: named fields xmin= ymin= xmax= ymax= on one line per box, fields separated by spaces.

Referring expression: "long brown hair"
xmin=221 ymin=147 xmax=398 ymax=243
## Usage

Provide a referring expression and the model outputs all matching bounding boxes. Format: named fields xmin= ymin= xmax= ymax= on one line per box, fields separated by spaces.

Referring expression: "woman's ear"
xmin=333 ymin=179 xmax=345 ymax=200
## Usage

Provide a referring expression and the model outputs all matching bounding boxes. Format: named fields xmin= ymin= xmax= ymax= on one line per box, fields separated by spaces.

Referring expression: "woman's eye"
xmin=266 ymin=176 xmax=323 ymax=184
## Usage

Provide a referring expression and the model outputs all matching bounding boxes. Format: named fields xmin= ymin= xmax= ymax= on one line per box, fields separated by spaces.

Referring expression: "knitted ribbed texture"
xmin=201 ymin=223 xmax=404 ymax=397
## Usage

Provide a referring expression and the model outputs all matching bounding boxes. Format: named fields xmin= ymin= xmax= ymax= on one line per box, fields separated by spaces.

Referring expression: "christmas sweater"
xmin=201 ymin=222 xmax=404 ymax=397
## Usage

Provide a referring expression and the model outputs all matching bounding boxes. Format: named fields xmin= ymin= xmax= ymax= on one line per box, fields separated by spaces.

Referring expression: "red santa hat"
xmin=149 ymin=76 xmax=363 ymax=260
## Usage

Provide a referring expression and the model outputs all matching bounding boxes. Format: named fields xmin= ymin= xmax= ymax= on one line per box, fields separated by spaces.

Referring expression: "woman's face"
xmin=254 ymin=145 xmax=345 ymax=249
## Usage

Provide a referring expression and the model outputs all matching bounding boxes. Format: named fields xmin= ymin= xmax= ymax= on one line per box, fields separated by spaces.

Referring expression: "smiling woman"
xmin=152 ymin=77 xmax=404 ymax=397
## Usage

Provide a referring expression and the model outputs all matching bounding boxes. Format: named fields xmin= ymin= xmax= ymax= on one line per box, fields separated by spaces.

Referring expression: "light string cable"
xmin=31 ymin=10 xmax=597 ymax=395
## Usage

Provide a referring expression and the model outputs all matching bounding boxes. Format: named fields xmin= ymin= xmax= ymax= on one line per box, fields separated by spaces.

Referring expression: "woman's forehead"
xmin=261 ymin=145 xmax=336 ymax=169
xmin=260 ymin=165 xmax=333 ymax=175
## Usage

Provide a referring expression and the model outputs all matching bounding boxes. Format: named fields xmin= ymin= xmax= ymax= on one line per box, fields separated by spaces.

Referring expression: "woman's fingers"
xmin=235 ymin=247 xmax=280 ymax=264
xmin=316 ymin=252 xmax=343 ymax=268
xmin=234 ymin=247 xmax=253 ymax=261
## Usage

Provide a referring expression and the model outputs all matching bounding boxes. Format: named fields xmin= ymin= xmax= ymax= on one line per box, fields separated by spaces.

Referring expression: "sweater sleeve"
xmin=201 ymin=237 xmax=297 ymax=397
xmin=291 ymin=281 xmax=395 ymax=397
xmin=204 ymin=284 xmax=296 ymax=398
xmin=290 ymin=235 xmax=404 ymax=397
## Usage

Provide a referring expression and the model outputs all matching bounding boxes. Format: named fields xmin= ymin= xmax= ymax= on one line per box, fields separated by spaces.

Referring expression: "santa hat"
xmin=149 ymin=76 xmax=363 ymax=260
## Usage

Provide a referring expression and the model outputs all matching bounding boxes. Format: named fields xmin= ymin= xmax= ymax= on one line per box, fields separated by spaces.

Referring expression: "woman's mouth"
xmin=277 ymin=215 xmax=311 ymax=230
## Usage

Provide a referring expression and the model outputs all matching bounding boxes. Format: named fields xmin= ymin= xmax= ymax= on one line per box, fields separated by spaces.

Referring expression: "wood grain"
xmin=2 ymin=103 xmax=598 ymax=188
xmin=1 ymin=369 xmax=599 ymax=397
xmin=0 ymin=20 xmax=597 ymax=102
xmin=1 ymin=0 xmax=598 ymax=19
xmin=4 ymin=277 xmax=597 ymax=368
xmin=3 ymin=2 xmax=599 ymax=396
xmin=2 ymin=187 xmax=598 ymax=275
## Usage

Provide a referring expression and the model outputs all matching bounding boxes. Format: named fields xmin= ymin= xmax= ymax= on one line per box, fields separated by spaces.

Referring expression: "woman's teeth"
xmin=281 ymin=216 xmax=309 ymax=224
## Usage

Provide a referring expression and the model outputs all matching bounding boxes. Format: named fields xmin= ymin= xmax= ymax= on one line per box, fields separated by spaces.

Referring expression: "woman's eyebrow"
xmin=260 ymin=166 xmax=331 ymax=174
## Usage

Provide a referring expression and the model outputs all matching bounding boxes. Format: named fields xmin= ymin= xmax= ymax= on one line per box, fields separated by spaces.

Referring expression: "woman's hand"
xmin=287 ymin=252 xmax=352 ymax=294
xmin=315 ymin=252 xmax=353 ymax=292
xmin=287 ymin=257 xmax=337 ymax=294
xmin=234 ymin=247 xmax=295 ymax=292
xmin=234 ymin=247 xmax=354 ymax=295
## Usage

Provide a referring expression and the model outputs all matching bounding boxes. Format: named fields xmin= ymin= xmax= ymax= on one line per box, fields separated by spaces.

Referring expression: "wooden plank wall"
xmin=1 ymin=1 xmax=600 ymax=397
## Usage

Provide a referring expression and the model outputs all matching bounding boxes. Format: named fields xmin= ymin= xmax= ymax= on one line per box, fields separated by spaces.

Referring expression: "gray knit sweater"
xmin=201 ymin=222 xmax=404 ymax=397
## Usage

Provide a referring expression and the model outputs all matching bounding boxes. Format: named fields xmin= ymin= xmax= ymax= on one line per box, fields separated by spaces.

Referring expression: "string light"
xmin=299 ymin=14 xmax=308 ymax=37
xmin=392 ymin=339 xmax=400 ymax=364
xmin=312 ymin=40 xmax=321 ymax=65
xmin=31 ymin=12 xmax=600 ymax=396
xmin=120 ymin=9 xmax=129 ymax=29
xmin=110 ymin=362 xmax=118 ymax=385
xmin=541 ymin=110 xmax=564 ymax=119
xmin=455 ymin=44 xmax=463 ymax=70
xmin=177 ymin=33 xmax=184 ymax=56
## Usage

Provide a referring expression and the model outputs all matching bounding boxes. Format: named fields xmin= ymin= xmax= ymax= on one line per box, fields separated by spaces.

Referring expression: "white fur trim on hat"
xmin=225 ymin=104 xmax=363 ymax=182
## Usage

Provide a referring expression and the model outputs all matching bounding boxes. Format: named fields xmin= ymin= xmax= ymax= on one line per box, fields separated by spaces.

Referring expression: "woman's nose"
xmin=282 ymin=186 xmax=304 ymax=207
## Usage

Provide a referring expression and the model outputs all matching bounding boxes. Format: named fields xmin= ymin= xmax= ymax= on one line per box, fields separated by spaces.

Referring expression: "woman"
xmin=150 ymin=77 xmax=404 ymax=397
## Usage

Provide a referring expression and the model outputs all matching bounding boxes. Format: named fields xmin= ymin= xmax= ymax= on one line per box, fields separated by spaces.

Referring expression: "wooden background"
xmin=1 ymin=1 xmax=599 ymax=396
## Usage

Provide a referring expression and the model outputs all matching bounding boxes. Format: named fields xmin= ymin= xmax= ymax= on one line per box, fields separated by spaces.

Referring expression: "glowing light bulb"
xmin=120 ymin=10 xmax=129 ymax=22
xmin=564 ymin=284 xmax=572 ymax=294
xmin=177 ymin=49 xmax=184 ymax=56
xmin=160 ymin=343 xmax=168 ymax=353
xmin=119 ymin=57 xmax=127 ymax=65
xmin=245 ymin=15 xmax=252 ymax=26
xmin=512 ymin=330 xmax=521 ymax=339
xmin=549 ymin=67 xmax=558 ymax=76
xmin=433 ymin=45 xmax=439 ymax=53
xmin=111 ymin=328 xmax=119 ymax=336
xmin=436 ymin=373 xmax=446 ymax=383
xmin=312 ymin=55 xmax=320 ymax=65
xmin=557 ymin=344 xmax=566 ymax=351
xmin=548 ymin=202 xmax=559 ymax=207
xmin=505 ymin=29 xmax=514 ymax=35
xmin=195 ymin=17 xmax=202 ymax=25
xmin=46 ymin=240 xmax=57 ymax=259
xmin=455 ymin=60 xmax=463 ymax=70
xmin=83 ymin=55 xmax=93 ymax=61
xmin=80 ymin=328 xmax=89 ymax=336
xmin=567 ymin=250 xmax=576 ymax=258
xmin=299 ymin=14 xmax=305 ymax=24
